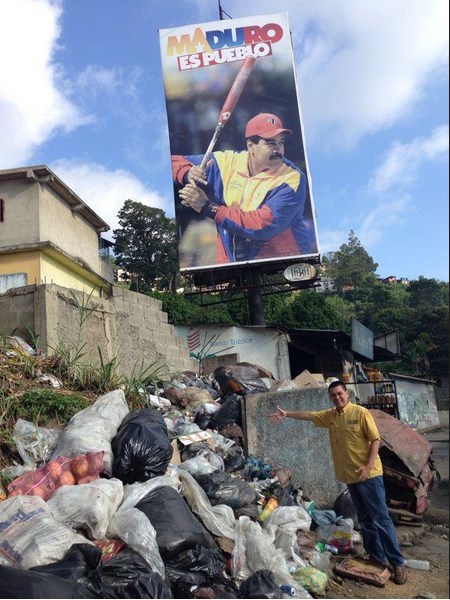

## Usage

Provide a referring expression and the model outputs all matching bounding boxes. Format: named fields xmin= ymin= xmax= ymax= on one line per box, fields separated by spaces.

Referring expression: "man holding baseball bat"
xmin=172 ymin=112 xmax=316 ymax=265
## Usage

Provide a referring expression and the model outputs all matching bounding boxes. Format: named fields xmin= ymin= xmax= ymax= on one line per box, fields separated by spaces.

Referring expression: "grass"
xmin=0 ymin=328 xmax=171 ymax=470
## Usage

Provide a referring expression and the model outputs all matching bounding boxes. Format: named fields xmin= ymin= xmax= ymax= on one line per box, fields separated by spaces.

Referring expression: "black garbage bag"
xmin=238 ymin=570 xmax=283 ymax=599
xmin=333 ymin=488 xmax=360 ymax=530
xmin=193 ymin=411 xmax=212 ymax=430
xmin=101 ymin=548 xmax=173 ymax=599
xmin=208 ymin=394 xmax=242 ymax=430
xmin=166 ymin=570 xmax=239 ymax=599
xmin=111 ymin=408 xmax=173 ymax=484
xmin=30 ymin=543 xmax=103 ymax=596
xmin=163 ymin=545 xmax=225 ymax=578
xmin=0 ymin=565 xmax=96 ymax=599
xmin=164 ymin=569 xmax=207 ymax=595
xmin=223 ymin=444 xmax=246 ymax=473
xmin=180 ymin=441 xmax=211 ymax=462
xmin=136 ymin=485 xmax=225 ymax=576
xmin=194 ymin=472 xmax=256 ymax=508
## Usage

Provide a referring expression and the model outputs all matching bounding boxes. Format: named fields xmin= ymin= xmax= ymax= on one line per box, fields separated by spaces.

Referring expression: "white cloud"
xmin=228 ymin=0 xmax=449 ymax=149
xmin=317 ymin=228 xmax=349 ymax=255
xmin=50 ymin=159 xmax=172 ymax=240
xmin=318 ymin=193 xmax=411 ymax=255
xmin=0 ymin=0 xmax=90 ymax=166
xmin=369 ymin=125 xmax=449 ymax=193
xmin=358 ymin=195 xmax=411 ymax=247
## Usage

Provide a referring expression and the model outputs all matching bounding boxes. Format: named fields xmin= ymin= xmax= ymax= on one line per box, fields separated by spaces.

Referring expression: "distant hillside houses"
xmin=316 ymin=275 xmax=409 ymax=293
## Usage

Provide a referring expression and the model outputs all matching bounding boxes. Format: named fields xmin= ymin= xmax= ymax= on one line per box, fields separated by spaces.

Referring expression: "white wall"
xmin=174 ymin=325 xmax=290 ymax=380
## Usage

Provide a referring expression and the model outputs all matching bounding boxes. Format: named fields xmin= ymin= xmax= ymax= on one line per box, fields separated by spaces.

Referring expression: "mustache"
xmin=269 ymin=152 xmax=283 ymax=160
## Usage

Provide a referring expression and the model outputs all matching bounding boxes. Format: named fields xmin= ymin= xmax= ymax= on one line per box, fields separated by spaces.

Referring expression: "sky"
xmin=0 ymin=0 xmax=448 ymax=282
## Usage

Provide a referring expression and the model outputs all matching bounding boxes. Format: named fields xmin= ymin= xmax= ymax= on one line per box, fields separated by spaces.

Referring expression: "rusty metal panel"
xmin=370 ymin=409 xmax=432 ymax=476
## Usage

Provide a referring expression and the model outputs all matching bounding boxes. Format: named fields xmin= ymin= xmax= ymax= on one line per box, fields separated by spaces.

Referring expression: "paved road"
xmin=423 ymin=426 xmax=449 ymax=526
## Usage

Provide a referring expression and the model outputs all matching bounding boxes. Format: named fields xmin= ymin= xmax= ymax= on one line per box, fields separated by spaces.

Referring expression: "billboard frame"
xmin=159 ymin=12 xmax=320 ymax=282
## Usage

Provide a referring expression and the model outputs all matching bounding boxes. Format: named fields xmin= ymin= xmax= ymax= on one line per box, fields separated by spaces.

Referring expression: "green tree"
xmin=323 ymin=230 xmax=378 ymax=290
xmin=113 ymin=200 xmax=179 ymax=293
xmin=402 ymin=278 xmax=449 ymax=377
xmin=149 ymin=290 xmax=235 ymax=325
xmin=267 ymin=290 xmax=347 ymax=329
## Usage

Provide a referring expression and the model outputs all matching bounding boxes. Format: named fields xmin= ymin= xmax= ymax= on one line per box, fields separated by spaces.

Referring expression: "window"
xmin=0 ymin=198 xmax=4 ymax=222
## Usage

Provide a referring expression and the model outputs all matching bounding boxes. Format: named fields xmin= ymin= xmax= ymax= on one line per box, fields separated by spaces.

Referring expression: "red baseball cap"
xmin=245 ymin=113 xmax=292 ymax=139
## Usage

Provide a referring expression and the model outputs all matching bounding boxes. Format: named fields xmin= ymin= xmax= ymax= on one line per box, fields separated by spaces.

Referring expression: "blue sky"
xmin=1 ymin=0 xmax=448 ymax=281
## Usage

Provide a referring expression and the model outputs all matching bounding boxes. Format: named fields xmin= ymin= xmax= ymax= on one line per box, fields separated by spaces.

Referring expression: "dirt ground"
xmin=322 ymin=427 xmax=449 ymax=600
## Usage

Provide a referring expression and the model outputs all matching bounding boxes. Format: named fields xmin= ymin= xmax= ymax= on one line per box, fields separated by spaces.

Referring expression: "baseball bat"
xmin=199 ymin=56 xmax=256 ymax=170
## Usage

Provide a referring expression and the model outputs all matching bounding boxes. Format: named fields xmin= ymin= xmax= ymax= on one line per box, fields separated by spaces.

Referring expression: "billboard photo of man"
xmin=159 ymin=13 xmax=320 ymax=271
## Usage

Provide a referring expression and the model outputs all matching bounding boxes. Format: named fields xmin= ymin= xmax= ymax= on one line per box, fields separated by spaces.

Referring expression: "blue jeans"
xmin=348 ymin=476 xmax=404 ymax=567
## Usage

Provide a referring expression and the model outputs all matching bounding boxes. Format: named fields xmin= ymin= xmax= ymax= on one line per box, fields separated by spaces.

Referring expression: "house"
xmin=0 ymin=165 xmax=113 ymax=297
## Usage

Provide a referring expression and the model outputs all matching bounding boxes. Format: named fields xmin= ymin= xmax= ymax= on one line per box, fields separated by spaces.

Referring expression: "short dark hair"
xmin=246 ymin=135 xmax=262 ymax=144
xmin=328 ymin=380 xmax=347 ymax=392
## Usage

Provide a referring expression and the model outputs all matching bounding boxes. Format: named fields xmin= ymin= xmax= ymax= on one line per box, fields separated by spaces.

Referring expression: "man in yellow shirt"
xmin=269 ymin=380 xmax=406 ymax=585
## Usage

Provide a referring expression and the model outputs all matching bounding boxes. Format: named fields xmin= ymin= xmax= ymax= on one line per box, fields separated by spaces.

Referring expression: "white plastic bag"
xmin=0 ymin=496 xmax=92 ymax=569
xmin=177 ymin=468 xmax=236 ymax=540
xmin=1 ymin=419 xmax=62 ymax=478
xmin=179 ymin=452 xmax=224 ymax=476
xmin=108 ymin=508 xmax=165 ymax=578
xmin=264 ymin=505 xmax=312 ymax=557
xmin=47 ymin=477 xmax=124 ymax=539
xmin=108 ymin=475 xmax=179 ymax=578
xmin=50 ymin=389 xmax=129 ymax=473
xmin=231 ymin=516 xmax=312 ymax=598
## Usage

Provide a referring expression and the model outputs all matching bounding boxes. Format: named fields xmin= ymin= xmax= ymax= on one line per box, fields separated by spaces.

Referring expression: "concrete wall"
xmin=174 ymin=325 xmax=291 ymax=380
xmin=0 ymin=179 xmax=40 ymax=247
xmin=0 ymin=283 xmax=196 ymax=376
xmin=244 ymin=388 xmax=346 ymax=507
xmin=39 ymin=183 xmax=103 ymax=274
xmin=438 ymin=411 xmax=449 ymax=428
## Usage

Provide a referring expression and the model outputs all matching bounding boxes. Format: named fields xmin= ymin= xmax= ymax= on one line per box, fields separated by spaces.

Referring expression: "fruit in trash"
xmin=28 ymin=485 xmax=46 ymax=498
xmin=86 ymin=452 xmax=104 ymax=474
xmin=58 ymin=471 xmax=76 ymax=486
xmin=71 ymin=455 xmax=89 ymax=480
xmin=45 ymin=461 xmax=64 ymax=481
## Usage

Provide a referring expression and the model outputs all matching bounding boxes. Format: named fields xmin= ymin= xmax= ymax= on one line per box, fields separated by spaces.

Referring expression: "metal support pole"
xmin=246 ymin=268 xmax=266 ymax=326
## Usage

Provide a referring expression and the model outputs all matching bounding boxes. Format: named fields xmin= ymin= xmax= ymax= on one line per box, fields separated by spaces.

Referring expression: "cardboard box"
xmin=293 ymin=369 xmax=323 ymax=389
xmin=311 ymin=373 xmax=327 ymax=386
xmin=177 ymin=429 xmax=215 ymax=449
xmin=170 ymin=439 xmax=181 ymax=465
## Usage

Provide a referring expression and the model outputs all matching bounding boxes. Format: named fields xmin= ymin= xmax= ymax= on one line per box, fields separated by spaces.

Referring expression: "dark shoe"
xmin=392 ymin=564 xmax=407 ymax=585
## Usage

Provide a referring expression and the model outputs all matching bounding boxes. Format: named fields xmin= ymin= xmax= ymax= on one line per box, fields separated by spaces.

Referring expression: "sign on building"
xmin=351 ymin=317 xmax=374 ymax=360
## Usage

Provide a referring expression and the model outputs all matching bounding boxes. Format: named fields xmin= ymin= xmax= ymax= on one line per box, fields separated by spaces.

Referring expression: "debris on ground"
xmin=0 ymin=348 xmax=442 ymax=598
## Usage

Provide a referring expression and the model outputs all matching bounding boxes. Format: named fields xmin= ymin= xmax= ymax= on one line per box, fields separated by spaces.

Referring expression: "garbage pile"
xmin=0 ymin=365 xmax=363 ymax=599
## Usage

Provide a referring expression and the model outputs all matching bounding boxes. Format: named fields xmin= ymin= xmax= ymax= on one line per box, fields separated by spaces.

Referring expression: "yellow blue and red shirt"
xmin=172 ymin=151 xmax=316 ymax=263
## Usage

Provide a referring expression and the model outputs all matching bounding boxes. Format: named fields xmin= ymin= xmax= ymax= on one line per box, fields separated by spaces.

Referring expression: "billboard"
xmin=159 ymin=13 xmax=319 ymax=273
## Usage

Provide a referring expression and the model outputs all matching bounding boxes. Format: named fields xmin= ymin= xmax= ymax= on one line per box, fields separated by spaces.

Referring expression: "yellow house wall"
xmin=40 ymin=253 xmax=101 ymax=296
xmin=0 ymin=251 xmax=40 ymax=285
xmin=0 ymin=180 xmax=40 ymax=248
xmin=39 ymin=185 xmax=103 ymax=274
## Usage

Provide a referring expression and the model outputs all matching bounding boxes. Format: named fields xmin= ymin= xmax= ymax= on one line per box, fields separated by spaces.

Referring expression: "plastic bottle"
xmin=280 ymin=584 xmax=296 ymax=596
xmin=308 ymin=550 xmax=331 ymax=570
xmin=404 ymin=559 xmax=430 ymax=570
xmin=257 ymin=496 xmax=279 ymax=522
